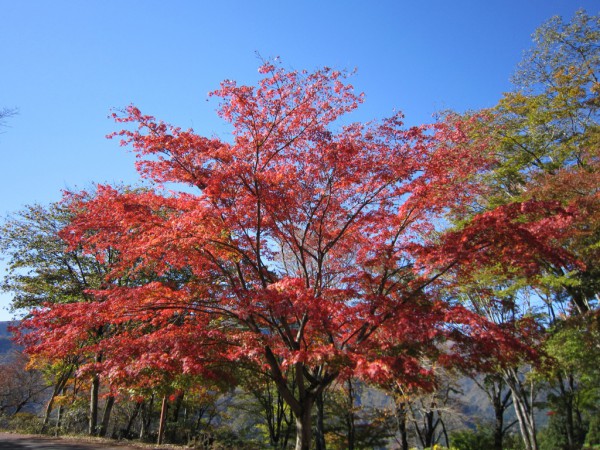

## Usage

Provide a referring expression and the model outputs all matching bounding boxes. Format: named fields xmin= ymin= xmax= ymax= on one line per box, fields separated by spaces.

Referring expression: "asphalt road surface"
xmin=0 ymin=433 xmax=159 ymax=450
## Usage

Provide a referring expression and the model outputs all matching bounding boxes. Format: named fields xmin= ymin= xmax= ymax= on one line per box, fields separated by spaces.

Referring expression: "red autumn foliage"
xmin=15 ymin=62 xmax=570 ymax=448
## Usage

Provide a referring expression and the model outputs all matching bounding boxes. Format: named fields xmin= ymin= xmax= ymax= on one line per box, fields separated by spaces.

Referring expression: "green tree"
xmin=537 ymin=315 xmax=600 ymax=449
xmin=0 ymin=200 xmax=112 ymax=435
xmin=483 ymin=10 xmax=600 ymax=208
xmin=447 ymin=10 xmax=600 ymax=450
xmin=0 ymin=201 xmax=107 ymax=311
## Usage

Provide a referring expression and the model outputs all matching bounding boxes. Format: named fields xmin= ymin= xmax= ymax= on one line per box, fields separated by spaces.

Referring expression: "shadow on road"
xmin=0 ymin=435 xmax=109 ymax=449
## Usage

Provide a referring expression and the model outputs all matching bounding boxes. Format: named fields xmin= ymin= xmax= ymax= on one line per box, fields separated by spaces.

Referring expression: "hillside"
xmin=0 ymin=321 xmax=18 ymax=355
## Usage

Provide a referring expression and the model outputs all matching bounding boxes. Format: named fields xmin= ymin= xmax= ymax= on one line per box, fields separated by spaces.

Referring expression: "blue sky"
xmin=1 ymin=1 xmax=598 ymax=320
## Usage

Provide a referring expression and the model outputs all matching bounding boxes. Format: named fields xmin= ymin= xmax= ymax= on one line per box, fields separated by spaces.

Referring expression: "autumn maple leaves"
xmin=16 ymin=62 xmax=573 ymax=449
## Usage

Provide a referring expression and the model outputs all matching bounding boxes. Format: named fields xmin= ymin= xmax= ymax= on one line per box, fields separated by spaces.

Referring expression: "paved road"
xmin=0 ymin=433 xmax=158 ymax=450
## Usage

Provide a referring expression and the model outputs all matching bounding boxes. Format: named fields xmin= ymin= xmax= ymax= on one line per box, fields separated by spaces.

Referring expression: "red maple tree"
xmin=19 ymin=63 xmax=549 ymax=449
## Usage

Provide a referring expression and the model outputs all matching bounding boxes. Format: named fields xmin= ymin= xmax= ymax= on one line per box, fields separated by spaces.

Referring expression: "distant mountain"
xmin=0 ymin=321 xmax=19 ymax=355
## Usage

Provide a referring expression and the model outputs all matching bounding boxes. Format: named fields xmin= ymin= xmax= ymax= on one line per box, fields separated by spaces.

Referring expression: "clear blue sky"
xmin=1 ymin=1 xmax=598 ymax=320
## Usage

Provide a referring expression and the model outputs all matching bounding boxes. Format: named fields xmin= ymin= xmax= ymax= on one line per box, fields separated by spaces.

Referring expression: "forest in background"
xmin=1 ymin=10 xmax=599 ymax=450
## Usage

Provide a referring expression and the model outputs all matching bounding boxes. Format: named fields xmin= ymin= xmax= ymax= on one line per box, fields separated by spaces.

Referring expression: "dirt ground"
xmin=0 ymin=432 xmax=181 ymax=450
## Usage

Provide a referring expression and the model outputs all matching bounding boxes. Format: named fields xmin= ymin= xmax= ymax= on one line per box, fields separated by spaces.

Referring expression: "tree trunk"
xmin=263 ymin=348 xmax=337 ymax=450
xmin=493 ymin=397 xmax=505 ymax=450
xmin=423 ymin=410 xmax=435 ymax=448
xmin=14 ymin=401 xmax=26 ymax=415
xmin=440 ymin=417 xmax=449 ymax=449
xmin=294 ymin=396 xmax=314 ymax=450
xmin=171 ymin=392 xmax=184 ymax=422
xmin=345 ymin=379 xmax=356 ymax=450
xmin=42 ymin=368 xmax=72 ymax=432
xmin=474 ymin=375 xmax=514 ymax=450
xmin=43 ymin=394 xmax=56 ymax=431
xmin=124 ymin=400 xmax=142 ymax=438
xmin=504 ymin=368 xmax=538 ymax=450
xmin=157 ymin=395 xmax=168 ymax=445
xmin=89 ymin=374 xmax=100 ymax=436
xmin=396 ymin=401 xmax=409 ymax=450
xmin=98 ymin=395 xmax=115 ymax=437
xmin=166 ymin=391 xmax=184 ymax=442
xmin=55 ymin=403 xmax=63 ymax=436
xmin=139 ymin=395 xmax=154 ymax=440
xmin=560 ymin=372 xmax=576 ymax=450
xmin=315 ymin=391 xmax=327 ymax=450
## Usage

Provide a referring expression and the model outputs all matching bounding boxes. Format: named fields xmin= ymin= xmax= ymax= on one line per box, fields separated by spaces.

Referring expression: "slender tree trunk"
xmin=13 ymin=402 xmax=25 ymax=415
xmin=139 ymin=405 xmax=147 ymax=441
xmin=140 ymin=395 xmax=154 ymax=440
xmin=171 ymin=392 xmax=184 ymax=422
xmin=98 ymin=395 xmax=115 ymax=437
xmin=346 ymin=408 xmax=356 ymax=450
xmin=424 ymin=410 xmax=435 ymax=448
xmin=89 ymin=374 xmax=100 ymax=436
xmin=493 ymin=397 xmax=505 ymax=450
xmin=475 ymin=375 xmax=514 ymax=450
xmin=55 ymin=403 xmax=63 ymax=436
xmin=42 ymin=368 xmax=72 ymax=432
xmin=440 ymin=417 xmax=449 ymax=449
xmin=124 ymin=400 xmax=142 ymax=438
xmin=167 ymin=392 xmax=184 ymax=443
xmin=396 ymin=400 xmax=409 ymax=450
xmin=282 ymin=411 xmax=293 ymax=450
xmin=315 ymin=391 xmax=327 ymax=450
xmin=157 ymin=395 xmax=168 ymax=445
xmin=53 ymin=386 xmax=68 ymax=436
xmin=345 ymin=379 xmax=356 ymax=450
xmin=504 ymin=368 xmax=538 ymax=450
xmin=43 ymin=394 xmax=56 ymax=431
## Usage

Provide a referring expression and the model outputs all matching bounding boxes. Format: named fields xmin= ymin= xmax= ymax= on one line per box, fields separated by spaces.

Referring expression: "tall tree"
xmin=440 ymin=10 xmax=600 ymax=449
xmin=25 ymin=63 xmax=540 ymax=450
xmin=1 ymin=200 xmax=114 ymax=435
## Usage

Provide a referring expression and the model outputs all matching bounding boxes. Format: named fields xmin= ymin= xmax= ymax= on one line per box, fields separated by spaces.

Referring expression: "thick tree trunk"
xmin=513 ymin=394 xmax=536 ymax=450
xmin=89 ymin=374 xmax=100 ymax=436
xmin=98 ymin=395 xmax=115 ymax=437
xmin=295 ymin=397 xmax=314 ymax=450
xmin=263 ymin=347 xmax=337 ymax=450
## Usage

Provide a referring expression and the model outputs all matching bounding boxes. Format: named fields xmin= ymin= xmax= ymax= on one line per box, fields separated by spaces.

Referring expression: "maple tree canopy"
xmin=16 ymin=62 xmax=558 ymax=449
